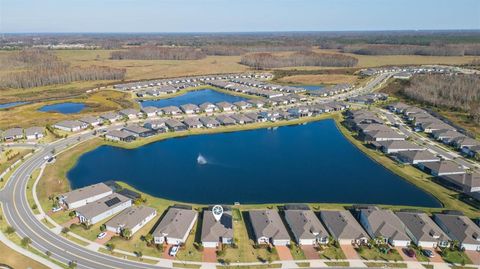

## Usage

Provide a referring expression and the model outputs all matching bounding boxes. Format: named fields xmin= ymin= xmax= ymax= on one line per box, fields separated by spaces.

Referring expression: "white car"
xmin=52 ymin=207 xmax=62 ymax=213
xmin=97 ymin=232 xmax=107 ymax=239
xmin=169 ymin=245 xmax=179 ymax=256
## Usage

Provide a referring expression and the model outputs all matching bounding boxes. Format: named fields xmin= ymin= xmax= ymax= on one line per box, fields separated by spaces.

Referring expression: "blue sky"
xmin=1 ymin=0 xmax=479 ymax=33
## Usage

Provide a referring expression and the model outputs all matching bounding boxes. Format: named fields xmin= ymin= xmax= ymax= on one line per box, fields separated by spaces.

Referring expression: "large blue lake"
xmin=38 ymin=102 xmax=86 ymax=114
xmin=140 ymin=89 xmax=247 ymax=108
xmin=68 ymin=119 xmax=440 ymax=207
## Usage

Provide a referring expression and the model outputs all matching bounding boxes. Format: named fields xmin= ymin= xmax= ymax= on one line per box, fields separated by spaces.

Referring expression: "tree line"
xmin=0 ymin=49 xmax=125 ymax=89
xmin=239 ymin=51 xmax=358 ymax=69
xmin=341 ymin=44 xmax=480 ymax=56
xmin=401 ymin=74 xmax=480 ymax=123
xmin=110 ymin=46 xmax=206 ymax=60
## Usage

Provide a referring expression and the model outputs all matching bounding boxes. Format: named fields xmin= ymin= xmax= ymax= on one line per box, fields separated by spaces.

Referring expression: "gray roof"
xmin=216 ymin=101 xmax=234 ymax=109
xmin=141 ymin=106 xmax=158 ymax=114
xmin=4 ymin=127 xmax=23 ymax=138
xmin=216 ymin=115 xmax=236 ymax=124
xmin=106 ymin=130 xmax=135 ymax=139
xmin=54 ymin=120 xmax=86 ymax=129
xmin=123 ymin=125 xmax=151 ymax=134
xmin=367 ymin=130 xmax=406 ymax=139
xmin=25 ymin=126 xmax=44 ymax=136
xmin=359 ymin=208 xmax=410 ymax=241
xmin=180 ymin=104 xmax=199 ymax=111
xmin=101 ymin=112 xmax=121 ymax=120
xmin=396 ymin=150 xmax=440 ymax=162
xmin=421 ymin=160 xmax=465 ymax=175
xmin=183 ymin=117 xmax=203 ymax=127
xmin=152 ymin=207 xmax=198 ymax=240
xmin=161 ymin=106 xmax=182 ymax=113
xmin=75 ymin=193 xmax=130 ymax=220
xmin=249 ymin=210 xmax=290 ymax=242
xmin=60 ymin=183 xmax=112 ymax=204
xmin=284 ymin=209 xmax=329 ymax=241
xmin=441 ymin=172 xmax=480 ymax=192
xmin=396 ymin=211 xmax=450 ymax=243
xmin=201 ymin=209 xmax=234 ymax=243
xmin=199 ymin=117 xmax=220 ymax=126
xmin=79 ymin=116 xmax=101 ymax=124
xmin=378 ymin=140 xmax=424 ymax=151
xmin=434 ymin=214 xmax=480 ymax=245
xmin=105 ymin=206 xmax=156 ymax=231
xmin=319 ymin=210 xmax=369 ymax=241
xmin=119 ymin=108 xmax=138 ymax=116
xmin=165 ymin=119 xmax=186 ymax=128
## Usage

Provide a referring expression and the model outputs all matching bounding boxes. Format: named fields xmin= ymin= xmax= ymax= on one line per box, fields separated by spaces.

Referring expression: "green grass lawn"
xmin=364 ymin=262 xmax=407 ymax=268
xmin=357 ymin=246 xmax=403 ymax=262
xmin=318 ymin=245 xmax=346 ymax=260
xmin=325 ymin=261 xmax=350 ymax=267
xmin=288 ymin=243 xmax=307 ymax=260
xmin=440 ymin=249 xmax=472 ymax=264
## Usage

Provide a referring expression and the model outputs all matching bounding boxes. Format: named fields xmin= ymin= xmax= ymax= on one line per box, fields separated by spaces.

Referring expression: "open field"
xmin=0 ymin=90 xmax=136 ymax=129
xmin=276 ymin=74 xmax=359 ymax=85
xmin=0 ymin=241 xmax=49 ymax=269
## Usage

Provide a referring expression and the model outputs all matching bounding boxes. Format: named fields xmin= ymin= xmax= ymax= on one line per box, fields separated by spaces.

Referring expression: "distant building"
xmin=58 ymin=183 xmax=113 ymax=209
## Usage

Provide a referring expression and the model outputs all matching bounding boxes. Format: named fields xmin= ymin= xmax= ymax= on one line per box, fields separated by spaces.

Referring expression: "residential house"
xmin=141 ymin=106 xmax=159 ymax=118
xmin=431 ymin=129 xmax=464 ymax=144
xmin=319 ymin=210 xmax=369 ymax=245
xmin=183 ymin=118 xmax=204 ymax=129
xmin=284 ymin=205 xmax=329 ymax=245
xmin=123 ymin=125 xmax=156 ymax=137
xmin=119 ymin=109 xmax=140 ymax=120
xmin=396 ymin=150 xmax=440 ymax=165
xmin=80 ymin=116 xmax=102 ymax=127
xmin=180 ymin=104 xmax=200 ymax=114
xmin=451 ymin=136 xmax=480 ymax=150
xmin=75 ymin=193 xmax=132 ymax=225
xmin=105 ymin=206 xmax=157 ymax=236
xmin=161 ymin=106 xmax=182 ymax=116
xmin=53 ymin=120 xmax=88 ymax=132
xmin=152 ymin=207 xmax=198 ymax=245
xmin=144 ymin=119 xmax=168 ymax=133
xmin=357 ymin=207 xmax=411 ymax=247
xmin=433 ymin=213 xmax=480 ymax=251
xmin=234 ymin=101 xmax=251 ymax=110
xmin=165 ymin=119 xmax=187 ymax=131
xmin=201 ymin=207 xmax=234 ymax=248
xmin=440 ymin=172 xmax=480 ymax=193
xmin=58 ymin=182 xmax=113 ymax=209
xmin=105 ymin=130 xmax=135 ymax=142
xmin=396 ymin=211 xmax=450 ymax=248
xmin=248 ymin=99 xmax=265 ymax=108
xmin=377 ymin=140 xmax=424 ymax=154
xmin=100 ymin=112 xmax=122 ymax=123
xmin=363 ymin=130 xmax=406 ymax=142
xmin=25 ymin=127 xmax=45 ymax=140
xmin=3 ymin=128 xmax=24 ymax=141
xmin=199 ymin=102 xmax=217 ymax=114
xmin=230 ymin=114 xmax=253 ymax=125
xmin=199 ymin=117 xmax=220 ymax=128
xmin=216 ymin=115 xmax=236 ymax=126
xmin=216 ymin=102 xmax=236 ymax=112
xmin=418 ymin=160 xmax=466 ymax=176
xmin=248 ymin=210 xmax=290 ymax=246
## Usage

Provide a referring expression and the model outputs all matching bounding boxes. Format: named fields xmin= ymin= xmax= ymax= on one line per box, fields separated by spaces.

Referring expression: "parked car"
xmin=52 ymin=207 xmax=62 ymax=213
xmin=423 ymin=249 xmax=435 ymax=258
xmin=97 ymin=232 xmax=107 ymax=239
xmin=404 ymin=248 xmax=416 ymax=258
xmin=169 ymin=245 xmax=179 ymax=256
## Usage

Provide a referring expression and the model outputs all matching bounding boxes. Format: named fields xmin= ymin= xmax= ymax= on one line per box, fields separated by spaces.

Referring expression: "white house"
xmin=396 ymin=211 xmax=450 ymax=248
xmin=105 ymin=206 xmax=157 ymax=236
xmin=434 ymin=213 xmax=480 ymax=251
xmin=249 ymin=210 xmax=290 ymax=246
xmin=75 ymin=193 xmax=132 ymax=225
xmin=201 ymin=208 xmax=234 ymax=248
xmin=58 ymin=183 xmax=113 ymax=209
xmin=284 ymin=206 xmax=329 ymax=246
xmin=53 ymin=120 xmax=88 ymax=132
xmin=152 ymin=207 xmax=198 ymax=245
xmin=25 ymin=127 xmax=45 ymax=140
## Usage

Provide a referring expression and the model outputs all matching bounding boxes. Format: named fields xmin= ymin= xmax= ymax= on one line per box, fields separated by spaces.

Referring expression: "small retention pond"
xmin=38 ymin=102 xmax=86 ymax=114
xmin=67 ymin=119 xmax=440 ymax=207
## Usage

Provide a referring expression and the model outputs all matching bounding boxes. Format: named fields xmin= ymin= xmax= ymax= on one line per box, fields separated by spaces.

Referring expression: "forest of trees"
xmin=0 ymin=49 xmax=125 ymax=88
xmin=240 ymin=51 xmax=358 ymax=69
xmin=110 ymin=46 xmax=206 ymax=60
xmin=342 ymin=44 xmax=480 ymax=56
xmin=402 ymin=74 xmax=480 ymax=123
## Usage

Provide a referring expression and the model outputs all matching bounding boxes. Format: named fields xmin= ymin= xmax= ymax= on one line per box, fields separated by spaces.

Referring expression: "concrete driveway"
xmin=396 ymin=247 xmax=417 ymax=262
xmin=465 ymin=250 xmax=480 ymax=265
xmin=61 ymin=217 xmax=79 ymax=228
xmin=301 ymin=245 xmax=320 ymax=259
xmin=276 ymin=245 xmax=293 ymax=260
xmin=94 ymin=230 xmax=116 ymax=245
xmin=424 ymin=248 xmax=444 ymax=263
xmin=202 ymin=247 xmax=217 ymax=262
xmin=340 ymin=244 xmax=359 ymax=259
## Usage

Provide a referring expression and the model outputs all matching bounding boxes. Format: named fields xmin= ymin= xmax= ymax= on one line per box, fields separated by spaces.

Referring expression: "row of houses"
xmin=58 ymin=183 xmax=480 ymax=251
xmin=136 ymin=82 xmax=202 ymax=98
xmin=310 ymin=83 xmax=353 ymax=97
xmin=113 ymin=73 xmax=273 ymax=91
xmin=207 ymin=80 xmax=286 ymax=99
xmin=104 ymin=102 xmax=351 ymax=142
xmin=58 ymin=182 xmax=157 ymax=236
xmin=346 ymin=108 xmax=480 ymax=203
xmin=387 ymin=102 xmax=480 ymax=158
xmin=0 ymin=126 xmax=45 ymax=141
xmin=359 ymin=66 xmax=461 ymax=77
xmin=347 ymin=93 xmax=388 ymax=105
xmin=229 ymin=78 xmax=306 ymax=94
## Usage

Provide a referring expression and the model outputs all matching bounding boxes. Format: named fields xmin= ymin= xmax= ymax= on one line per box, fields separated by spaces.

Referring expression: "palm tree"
xmin=122 ymin=228 xmax=132 ymax=240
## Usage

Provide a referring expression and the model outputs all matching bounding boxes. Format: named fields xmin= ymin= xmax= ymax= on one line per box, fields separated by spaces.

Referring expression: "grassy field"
xmin=277 ymin=74 xmax=359 ymax=85
xmin=357 ymin=247 xmax=403 ymax=262
xmin=0 ymin=148 xmax=32 ymax=188
xmin=0 ymin=241 xmax=49 ymax=269
xmin=0 ymin=89 xmax=137 ymax=129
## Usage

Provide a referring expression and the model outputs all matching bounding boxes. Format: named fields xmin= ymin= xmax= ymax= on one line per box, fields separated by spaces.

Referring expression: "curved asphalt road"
xmin=0 ymin=74 xmax=395 ymax=269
